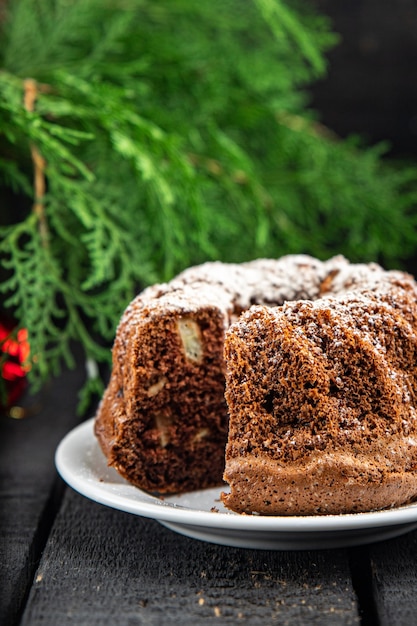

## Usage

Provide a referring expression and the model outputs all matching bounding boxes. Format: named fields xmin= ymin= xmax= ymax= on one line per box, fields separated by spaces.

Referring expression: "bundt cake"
xmin=94 ymin=255 xmax=417 ymax=515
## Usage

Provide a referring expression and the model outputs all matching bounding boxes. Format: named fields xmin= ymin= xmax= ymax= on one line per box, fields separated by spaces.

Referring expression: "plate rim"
xmin=55 ymin=418 xmax=417 ymax=534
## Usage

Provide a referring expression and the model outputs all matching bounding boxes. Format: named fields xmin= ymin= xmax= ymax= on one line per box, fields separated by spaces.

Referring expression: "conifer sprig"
xmin=1 ymin=0 xmax=416 ymax=410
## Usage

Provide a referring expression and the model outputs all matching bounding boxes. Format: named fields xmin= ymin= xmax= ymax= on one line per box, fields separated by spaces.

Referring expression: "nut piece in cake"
xmin=177 ymin=318 xmax=203 ymax=362
xmin=146 ymin=377 xmax=167 ymax=397
xmin=154 ymin=412 xmax=173 ymax=448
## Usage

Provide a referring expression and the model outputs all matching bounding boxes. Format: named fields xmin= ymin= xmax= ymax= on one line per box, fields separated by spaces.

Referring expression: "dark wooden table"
xmin=2 ymin=363 xmax=417 ymax=626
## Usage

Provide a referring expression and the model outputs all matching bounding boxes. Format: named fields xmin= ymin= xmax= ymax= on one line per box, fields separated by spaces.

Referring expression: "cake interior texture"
xmin=94 ymin=255 xmax=417 ymax=515
xmin=95 ymin=292 xmax=229 ymax=493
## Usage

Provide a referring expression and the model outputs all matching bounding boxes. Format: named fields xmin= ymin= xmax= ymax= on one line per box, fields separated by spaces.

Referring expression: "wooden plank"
xmin=368 ymin=531 xmax=417 ymax=626
xmin=0 ymin=361 xmax=88 ymax=626
xmin=21 ymin=489 xmax=361 ymax=625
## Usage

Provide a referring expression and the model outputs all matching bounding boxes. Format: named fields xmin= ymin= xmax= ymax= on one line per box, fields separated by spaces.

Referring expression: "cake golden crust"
xmin=221 ymin=453 xmax=417 ymax=515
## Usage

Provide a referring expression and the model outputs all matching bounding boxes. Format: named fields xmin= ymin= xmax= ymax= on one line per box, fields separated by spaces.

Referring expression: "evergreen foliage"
xmin=1 ymin=0 xmax=417 ymax=409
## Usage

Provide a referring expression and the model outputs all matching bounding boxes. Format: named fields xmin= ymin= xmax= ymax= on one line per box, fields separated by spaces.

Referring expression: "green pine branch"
xmin=0 ymin=0 xmax=416 ymax=411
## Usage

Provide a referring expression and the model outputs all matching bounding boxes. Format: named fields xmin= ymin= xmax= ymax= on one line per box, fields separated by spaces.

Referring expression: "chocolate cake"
xmin=94 ymin=255 xmax=417 ymax=515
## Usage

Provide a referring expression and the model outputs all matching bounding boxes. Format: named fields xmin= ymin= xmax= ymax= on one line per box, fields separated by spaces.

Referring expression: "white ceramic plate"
xmin=55 ymin=419 xmax=417 ymax=550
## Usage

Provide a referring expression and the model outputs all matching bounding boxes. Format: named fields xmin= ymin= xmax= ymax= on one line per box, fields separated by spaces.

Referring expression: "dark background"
xmin=310 ymin=0 xmax=417 ymax=159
